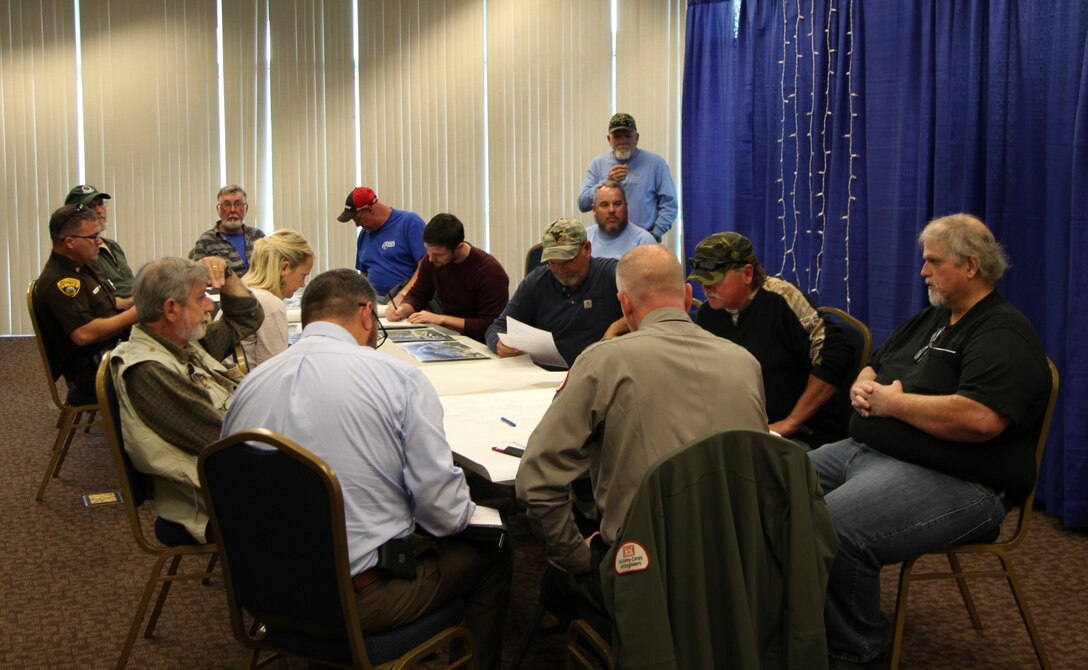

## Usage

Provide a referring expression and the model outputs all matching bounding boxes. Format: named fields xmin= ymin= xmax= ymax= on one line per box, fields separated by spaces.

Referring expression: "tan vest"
xmin=111 ymin=327 xmax=233 ymax=543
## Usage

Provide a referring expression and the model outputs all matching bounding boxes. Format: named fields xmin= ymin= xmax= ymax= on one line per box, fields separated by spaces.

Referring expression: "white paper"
xmin=439 ymin=387 xmax=558 ymax=483
xmin=497 ymin=316 xmax=568 ymax=369
xmin=470 ymin=505 xmax=504 ymax=528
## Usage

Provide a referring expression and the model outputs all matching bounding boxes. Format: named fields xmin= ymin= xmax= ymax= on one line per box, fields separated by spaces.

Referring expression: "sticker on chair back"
xmin=614 ymin=541 xmax=650 ymax=574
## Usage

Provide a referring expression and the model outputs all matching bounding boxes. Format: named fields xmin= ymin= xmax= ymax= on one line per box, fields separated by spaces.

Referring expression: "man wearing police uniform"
xmin=35 ymin=204 xmax=138 ymax=399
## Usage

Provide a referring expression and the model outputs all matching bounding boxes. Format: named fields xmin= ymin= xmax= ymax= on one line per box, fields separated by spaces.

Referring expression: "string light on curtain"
xmin=841 ymin=0 xmax=857 ymax=310
xmin=776 ymin=0 xmax=857 ymax=308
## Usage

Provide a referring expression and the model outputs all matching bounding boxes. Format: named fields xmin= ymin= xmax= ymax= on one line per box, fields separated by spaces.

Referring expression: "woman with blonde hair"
xmin=240 ymin=229 xmax=314 ymax=367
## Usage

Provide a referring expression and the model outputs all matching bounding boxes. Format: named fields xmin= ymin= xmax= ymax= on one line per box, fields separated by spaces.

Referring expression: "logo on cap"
xmin=608 ymin=113 xmax=637 ymax=134
xmin=540 ymin=219 xmax=587 ymax=262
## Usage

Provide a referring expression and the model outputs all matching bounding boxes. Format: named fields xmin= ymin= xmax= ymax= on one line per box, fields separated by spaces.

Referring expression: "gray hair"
xmin=594 ymin=179 xmax=627 ymax=201
xmin=48 ymin=204 xmax=98 ymax=240
xmin=301 ymin=268 xmax=376 ymax=326
xmin=216 ymin=184 xmax=247 ymax=200
xmin=132 ymin=257 xmax=209 ymax=324
xmin=919 ymin=213 xmax=1008 ymax=283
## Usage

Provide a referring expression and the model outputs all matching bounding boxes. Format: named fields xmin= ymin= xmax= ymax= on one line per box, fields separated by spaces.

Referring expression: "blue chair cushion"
xmin=265 ymin=597 xmax=466 ymax=666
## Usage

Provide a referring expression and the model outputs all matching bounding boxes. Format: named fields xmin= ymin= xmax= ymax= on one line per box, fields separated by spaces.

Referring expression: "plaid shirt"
xmin=191 ymin=223 xmax=265 ymax=276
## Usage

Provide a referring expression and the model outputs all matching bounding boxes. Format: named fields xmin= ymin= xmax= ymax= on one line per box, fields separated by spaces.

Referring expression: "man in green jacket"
xmin=64 ymin=184 xmax=135 ymax=298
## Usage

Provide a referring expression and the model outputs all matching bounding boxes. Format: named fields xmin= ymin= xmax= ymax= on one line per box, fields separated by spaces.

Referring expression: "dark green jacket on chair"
xmin=599 ymin=430 xmax=839 ymax=670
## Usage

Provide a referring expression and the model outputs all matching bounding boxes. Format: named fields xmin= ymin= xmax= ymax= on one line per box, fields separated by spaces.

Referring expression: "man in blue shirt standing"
xmin=337 ymin=186 xmax=427 ymax=298
xmin=577 ymin=113 xmax=678 ymax=240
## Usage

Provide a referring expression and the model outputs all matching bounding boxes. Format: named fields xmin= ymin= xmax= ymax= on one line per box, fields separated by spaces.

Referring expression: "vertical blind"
xmin=0 ymin=0 xmax=685 ymax=335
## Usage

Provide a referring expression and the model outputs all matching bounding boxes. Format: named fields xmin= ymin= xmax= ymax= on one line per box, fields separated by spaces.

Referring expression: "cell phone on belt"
xmin=491 ymin=445 xmax=525 ymax=458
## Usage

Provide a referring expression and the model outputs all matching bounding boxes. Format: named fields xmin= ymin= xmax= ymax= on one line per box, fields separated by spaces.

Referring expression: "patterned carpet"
xmin=2 ymin=335 xmax=1085 ymax=669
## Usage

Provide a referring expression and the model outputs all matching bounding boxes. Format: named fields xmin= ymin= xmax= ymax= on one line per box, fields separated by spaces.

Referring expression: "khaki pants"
xmin=354 ymin=536 xmax=513 ymax=670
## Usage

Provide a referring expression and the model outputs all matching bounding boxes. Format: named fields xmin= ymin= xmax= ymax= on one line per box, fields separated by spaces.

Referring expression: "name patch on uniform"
xmin=582 ymin=299 xmax=593 ymax=309
xmin=382 ymin=240 xmax=397 ymax=250
xmin=92 ymin=285 xmax=101 ymax=295
xmin=56 ymin=278 xmax=81 ymax=298
xmin=614 ymin=541 xmax=650 ymax=574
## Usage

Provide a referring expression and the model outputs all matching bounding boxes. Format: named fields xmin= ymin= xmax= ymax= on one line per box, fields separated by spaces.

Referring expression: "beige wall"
xmin=1 ymin=0 xmax=685 ymax=335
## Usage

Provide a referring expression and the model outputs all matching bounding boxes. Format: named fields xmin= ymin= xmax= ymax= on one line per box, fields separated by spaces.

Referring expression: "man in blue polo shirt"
xmin=337 ymin=186 xmax=427 ymax=298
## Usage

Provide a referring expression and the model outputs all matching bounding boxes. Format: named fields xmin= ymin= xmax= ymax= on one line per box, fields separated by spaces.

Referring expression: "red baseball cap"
xmin=336 ymin=187 xmax=378 ymax=222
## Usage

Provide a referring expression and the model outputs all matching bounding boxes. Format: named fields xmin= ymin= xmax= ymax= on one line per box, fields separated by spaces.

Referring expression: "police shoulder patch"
xmin=56 ymin=278 xmax=81 ymax=298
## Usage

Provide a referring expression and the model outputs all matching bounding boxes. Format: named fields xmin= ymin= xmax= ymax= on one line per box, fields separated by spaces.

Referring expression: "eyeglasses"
xmin=688 ymin=257 xmax=741 ymax=272
xmin=914 ymin=326 xmax=950 ymax=362
xmin=361 ymin=302 xmax=388 ymax=348
xmin=68 ymin=231 xmax=104 ymax=242
xmin=217 ymin=201 xmax=248 ymax=212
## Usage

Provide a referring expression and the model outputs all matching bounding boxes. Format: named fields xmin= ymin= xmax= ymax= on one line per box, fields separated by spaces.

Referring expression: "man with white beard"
xmin=192 ymin=184 xmax=266 ymax=276
xmin=110 ymin=256 xmax=262 ymax=544
xmin=577 ymin=113 xmax=678 ymax=240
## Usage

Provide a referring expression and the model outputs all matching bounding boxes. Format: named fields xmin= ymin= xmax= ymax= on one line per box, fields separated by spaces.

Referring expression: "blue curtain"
xmin=682 ymin=0 xmax=1088 ymax=528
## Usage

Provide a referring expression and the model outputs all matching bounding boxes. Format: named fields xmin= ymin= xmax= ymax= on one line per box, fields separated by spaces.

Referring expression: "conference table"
xmin=376 ymin=321 xmax=565 ymax=484
xmin=286 ymin=307 xmax=565 ymax=484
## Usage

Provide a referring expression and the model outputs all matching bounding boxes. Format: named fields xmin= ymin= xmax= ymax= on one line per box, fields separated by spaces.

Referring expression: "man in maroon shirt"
xmin=385 ymin=213 xmax=509 ymax=342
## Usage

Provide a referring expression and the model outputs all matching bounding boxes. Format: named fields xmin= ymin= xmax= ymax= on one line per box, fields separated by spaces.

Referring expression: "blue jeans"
xmin=808 ymin=439 xmax=1008 ymax=662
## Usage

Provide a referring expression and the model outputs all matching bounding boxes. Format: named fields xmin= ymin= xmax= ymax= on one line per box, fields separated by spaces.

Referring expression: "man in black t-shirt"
xmin=807 ymin=214 xmax=1050 ymax=667
xmin=34 ymin=205 xmax=138 ymax=397
xmin=688 ymin=232 xmax=855 ymax=447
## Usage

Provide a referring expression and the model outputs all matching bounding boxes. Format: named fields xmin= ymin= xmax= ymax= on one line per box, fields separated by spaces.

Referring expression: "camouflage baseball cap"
xmin=686 ymin=232 xmax=758 ymax=284
xmin=608 ymin=113 xmax=637 ymax=134
xmin=65 ymin=184 xmax=111 ymax=206
xmin=540 ymin=219 xmax=587 ymax=262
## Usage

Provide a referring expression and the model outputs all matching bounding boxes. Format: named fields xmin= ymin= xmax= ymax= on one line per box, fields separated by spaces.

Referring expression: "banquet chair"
xmin=524 ymin=244 xmax=544 ymax=276
xmin=27 ymin=280 xmax=102 ymax=501
xmin=889 ymin=358 xmax=1060 ymax=670
xmin=817 ymin=306 xmax=872 ymax=373
xmin=200 ymin=429 xmax=474 ymax=669
xmin=96 ymin=355 xmax=220 ymax=669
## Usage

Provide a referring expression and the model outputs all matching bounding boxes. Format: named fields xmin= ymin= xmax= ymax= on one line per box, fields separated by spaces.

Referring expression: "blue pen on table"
xmin=500 ymin=417 xmax=517 ymax=427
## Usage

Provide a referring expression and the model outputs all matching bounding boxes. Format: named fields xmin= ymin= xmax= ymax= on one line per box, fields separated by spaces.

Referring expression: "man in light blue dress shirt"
xmin=222 ymin=268 xmax=511 ymax=670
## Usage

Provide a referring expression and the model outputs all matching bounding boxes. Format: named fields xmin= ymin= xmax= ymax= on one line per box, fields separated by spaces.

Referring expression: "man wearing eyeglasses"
xmin=336 ymin=186 xmax=427 ymax=299
xmin=688 ymin=232 xmax=856 ymax=448
xmin=64 ymin=184 xmax=135 ymax=298
xmin=485 ymin=219 xmax=626 ymax=369
xmin=223 ymin=269 xmax=512 ymax=670
xmin=192 ymin=184 xmax=265 ymax=276
xmin=34 ymin=204 xmax=139 ymax=399
xmin=806 ymin=214 xmax=1051 ymax=668
xmin=110 ymin=256 xmax=262 ymax=545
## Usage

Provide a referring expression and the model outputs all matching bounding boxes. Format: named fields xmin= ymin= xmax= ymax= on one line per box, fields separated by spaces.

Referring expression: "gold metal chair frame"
xmin=817 ymin=305 xmax=873 ymax=366
xmin=27 ymin=280 xmax=103 ymax=501
xmin=565 ymin=619 xmax=614 ymax=670
xmin=95 ymin=355 xmax=220 ymax=670
xmin=889 ymin=358 xmax=1060 ymax=670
